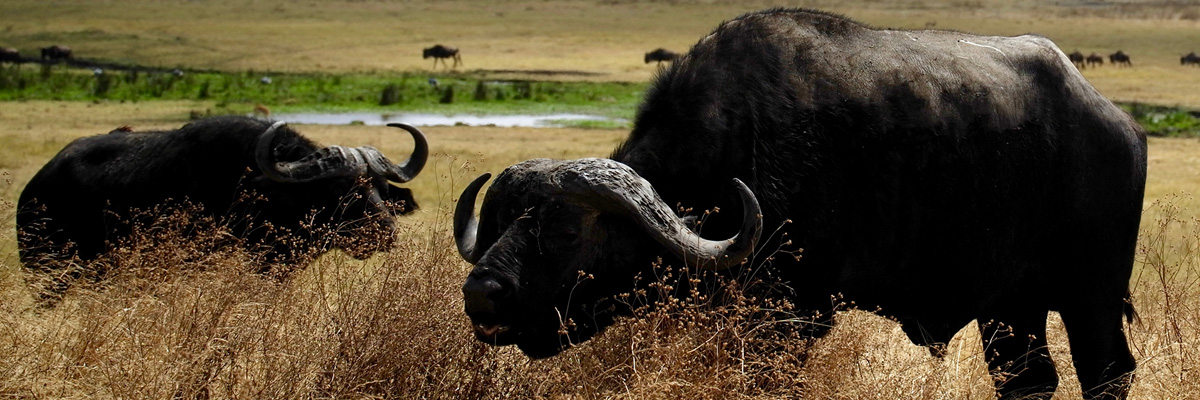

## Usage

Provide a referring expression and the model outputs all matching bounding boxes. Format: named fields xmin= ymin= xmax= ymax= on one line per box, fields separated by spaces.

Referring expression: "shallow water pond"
xmin=273 ymin=112 xmax=626 ymax=128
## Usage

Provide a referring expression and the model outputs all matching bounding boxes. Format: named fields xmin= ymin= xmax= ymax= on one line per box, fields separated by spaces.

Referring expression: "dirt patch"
xmin=473 ymin=69 xmax=608 ymax=77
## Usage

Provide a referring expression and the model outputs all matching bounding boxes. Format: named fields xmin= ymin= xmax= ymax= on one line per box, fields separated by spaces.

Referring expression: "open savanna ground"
xmin=2 ymin=0 xmax=1200 ymax=106
xmin=0 ymin=101 xmax=1198 ymax=398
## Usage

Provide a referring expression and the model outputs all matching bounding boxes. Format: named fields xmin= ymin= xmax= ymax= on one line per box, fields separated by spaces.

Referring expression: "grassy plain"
xmin=1 ymin=0 xmax=1200 ymax=398
xmin=2 ymin=0 xmax=1200 ymax=106
xmin=1 ymin=102 xmax=1198 ymax=399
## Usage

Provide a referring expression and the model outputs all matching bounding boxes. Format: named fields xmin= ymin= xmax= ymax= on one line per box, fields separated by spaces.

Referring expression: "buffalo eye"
xmin=536 ymin=205 xmax=586 ymax=251
xmin=538 ymin=227 xmax=581 ymax=255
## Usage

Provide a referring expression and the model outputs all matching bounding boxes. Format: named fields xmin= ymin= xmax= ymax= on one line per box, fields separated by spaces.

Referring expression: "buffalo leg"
xmin=1059 ymin=304 xmax=1135 ymax=400
xmin=978 ymin=309 xmax=1057 ymax=399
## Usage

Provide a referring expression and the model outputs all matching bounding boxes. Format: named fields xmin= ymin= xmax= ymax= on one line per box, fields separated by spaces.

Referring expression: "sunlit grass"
xmin=0 ymin=152 xmax=1196 ymax=398
xmin=0 ymin=100 xmax=1197 ymax=398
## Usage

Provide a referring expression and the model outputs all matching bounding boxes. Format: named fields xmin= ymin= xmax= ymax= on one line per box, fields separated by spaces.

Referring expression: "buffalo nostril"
xmin=462 ymin=275 xmax=506 ymax=314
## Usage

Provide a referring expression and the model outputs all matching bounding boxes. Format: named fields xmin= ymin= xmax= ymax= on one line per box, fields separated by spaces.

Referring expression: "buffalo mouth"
xmin=472 ymin=323 xmax=516 ymax=344
xmin=466 ymin=314 xmax=589 ymax=359
xmin=467 ymin=316 xmax=569 ymax=358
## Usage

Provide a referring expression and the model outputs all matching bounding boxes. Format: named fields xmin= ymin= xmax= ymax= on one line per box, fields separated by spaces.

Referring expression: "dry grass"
xmin=1 ymin=159 xmax=1196 ymax=399
xmin=1 ymin=101 xmax=1199 ymax=398
xmin=2 ymin=1 xmax=1199 ymax=397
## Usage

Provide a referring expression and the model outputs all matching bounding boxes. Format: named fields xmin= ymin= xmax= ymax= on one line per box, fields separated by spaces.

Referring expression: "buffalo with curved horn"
xmin=18 ymin=116 xmax=427 ymax=296
xmin=455 ymin=157 xmax=761 ymax=350
xmin=455 ymin=8 xmax=1145 ymax=400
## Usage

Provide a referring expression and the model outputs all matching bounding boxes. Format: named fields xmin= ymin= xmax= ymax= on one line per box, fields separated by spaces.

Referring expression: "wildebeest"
xmin=1182 ymin=52 xmax=1200 ymax=66
xmin=18 ymin=116 xmax=427 ymax=294
xmin=1068 ymin=50 xmax=1085 ymax=68
xmin=1110 ymin=50 xmax=1132 ymax=67
xmin=422 ymin=44 xmax=462 ymax=69
xmin=0 ymin=47 xmax=19 ymax=63
xmin=455 ymin=8 xmax=1145 ymax=400
xmin=1087 ymin=52 xmax=1105 ymax=67
xmin=643 ymin=48 xmax=680 ymax=66
xmin=40 ymin=45 xmax=71 ymax=62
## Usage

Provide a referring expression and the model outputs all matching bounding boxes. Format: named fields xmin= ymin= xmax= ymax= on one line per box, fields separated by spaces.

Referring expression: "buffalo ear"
xmin=386 ymin=186 xmax=418 ymax=214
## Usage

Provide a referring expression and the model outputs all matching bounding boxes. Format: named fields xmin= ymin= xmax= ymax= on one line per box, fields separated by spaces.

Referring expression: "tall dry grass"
xmin=1128 ymin=194 xmax=1200 ymax=398
xmin=1 ymin=152 xmax=1198 ymax=398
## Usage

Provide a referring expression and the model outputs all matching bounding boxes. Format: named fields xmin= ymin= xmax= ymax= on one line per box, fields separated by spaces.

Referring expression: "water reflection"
xmin=271 ymin=112 xmax=623 ymax=128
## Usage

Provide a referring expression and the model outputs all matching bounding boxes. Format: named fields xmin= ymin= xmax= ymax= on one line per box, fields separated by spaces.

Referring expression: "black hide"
xmin=460 ymin=8 xmax=1146 ymax=399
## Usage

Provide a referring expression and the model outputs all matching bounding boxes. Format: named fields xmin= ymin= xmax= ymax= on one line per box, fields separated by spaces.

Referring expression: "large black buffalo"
xmin=455 ymin=8 xmax=1146 ymax=400
xmin=19 ymin=116 xmax=427 ymax=293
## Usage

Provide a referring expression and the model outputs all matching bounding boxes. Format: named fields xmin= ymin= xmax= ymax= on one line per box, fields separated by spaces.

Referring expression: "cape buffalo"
xmin=455 ymin=8 xmax=1145 ymax=400
xmin=643 ymin=48 xmax=680 ymax=66
xmin=40 ymin=45 xmax=71 ymax=62
xmin=1087 ymin=52 xmax=1105 ymax=67
xmin=422 ymin=44 xmax=462 ymax=69
xmin=18 ymin=116 xmax=427 ymax=294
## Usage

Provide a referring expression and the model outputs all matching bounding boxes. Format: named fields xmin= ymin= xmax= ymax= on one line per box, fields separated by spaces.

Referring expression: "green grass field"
xmin=2 ymin=0 xmax=1200 ymax=398
xmin=3 ymin=0 xmax=1200 ymax=105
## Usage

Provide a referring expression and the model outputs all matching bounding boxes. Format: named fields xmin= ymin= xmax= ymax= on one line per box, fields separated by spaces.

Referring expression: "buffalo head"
xmin=251 ymin=121 xmax=427 ymax=259
xmin=454 ymin=158 xmax=761 ymax=357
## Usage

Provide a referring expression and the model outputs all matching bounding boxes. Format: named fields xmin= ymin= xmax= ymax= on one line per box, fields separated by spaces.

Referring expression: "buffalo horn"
xmin=556 ymin=159 xmax=762 ymax=270
xmin=454 ymin=173 xmax=493 ymax=264
xmin=378 ymin=123 xmax=428 ymax=183
xmin=255 ymin=121 xmax=428 ymax=183
xmin=452 ymin=158 xmax=762 ymax=270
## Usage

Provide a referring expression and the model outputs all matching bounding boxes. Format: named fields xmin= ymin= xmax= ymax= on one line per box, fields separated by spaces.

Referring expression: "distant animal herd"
xmin=0 ymin=45 xmax=72 ymax=63
xmin=1064 ymin=49 xmax=1199 ymax=68
xmin=5 ymin=42 xmax=1198 ymax=72
xmin=418 ymin=43 xmax=1200 ymax=72
xmin=419 ymin=44 xmax=682 ymax=70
